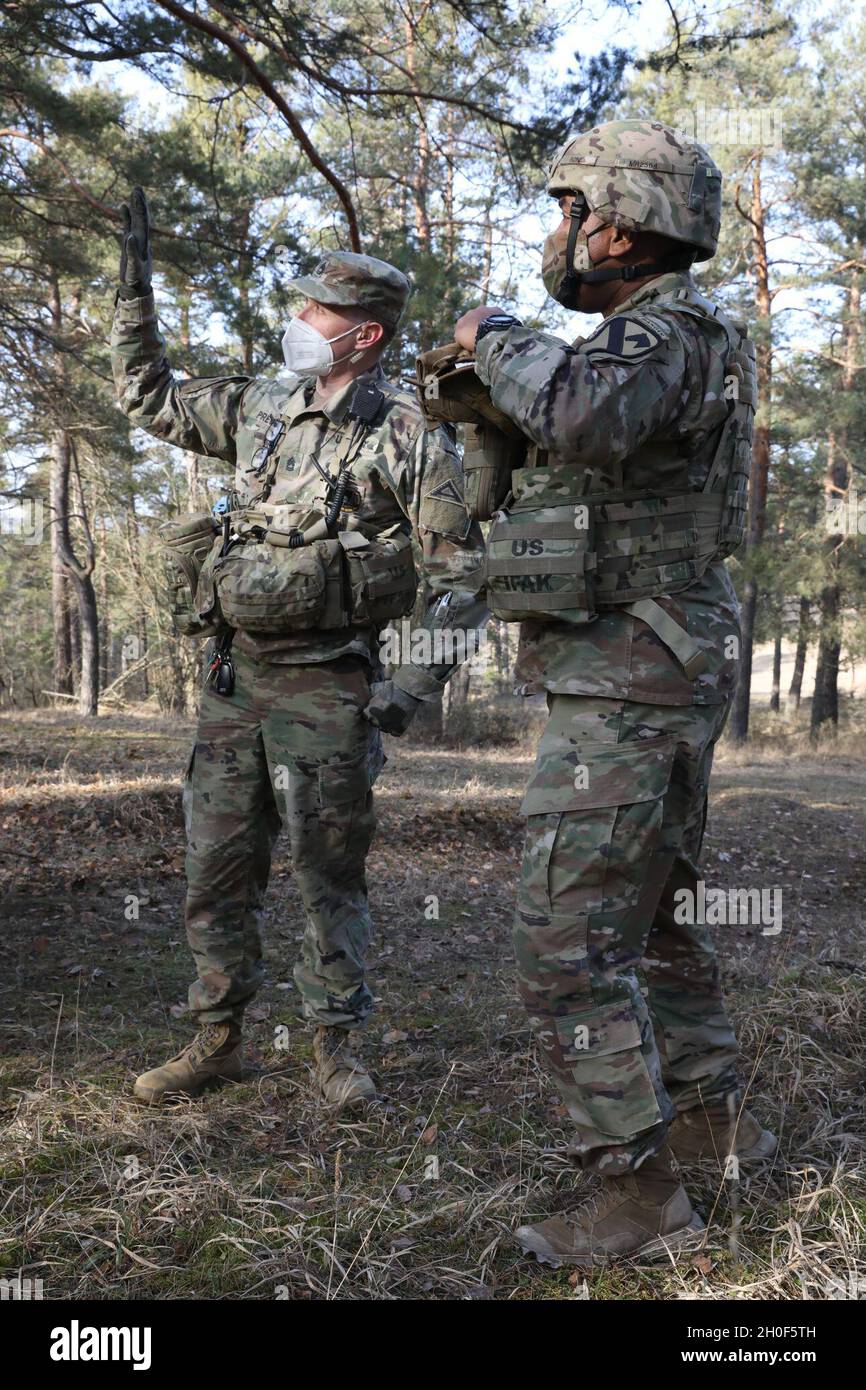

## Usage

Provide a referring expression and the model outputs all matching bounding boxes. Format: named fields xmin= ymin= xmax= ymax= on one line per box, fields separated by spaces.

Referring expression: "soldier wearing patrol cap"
xmin=397 ymin=120 xmax=777 ymax=1265
xmin=111 ymin=191 xmax=486 ymax=1108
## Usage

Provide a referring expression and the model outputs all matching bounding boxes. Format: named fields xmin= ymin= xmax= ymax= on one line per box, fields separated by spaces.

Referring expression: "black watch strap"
xmin=474 ymin=313 xmax=522 ymax=346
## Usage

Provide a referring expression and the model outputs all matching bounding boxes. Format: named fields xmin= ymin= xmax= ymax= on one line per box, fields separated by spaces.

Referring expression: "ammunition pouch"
xmin=486 ymin=499 xmax=597 ymax=624
xmin=214 ymin=532 xmax=346 ymax=634
xmin=341 ymin=526 xmax=418 ymax=627
xmin=486 ymin=478 xmax=731 ymax=626
xmin=485 ymin=481 xmax=734 ymax=679
xmin=158 ymin=511 xmax=225 ymax=638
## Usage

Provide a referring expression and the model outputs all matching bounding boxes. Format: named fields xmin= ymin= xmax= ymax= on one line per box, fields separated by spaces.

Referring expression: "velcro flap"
xmin=533 ymin=998 xmax=644 ymax=1074
xmin=519 ymin=735 xmax=674 ymax=815
xmin=554 ymin=1000 xmax=642 ymax=1063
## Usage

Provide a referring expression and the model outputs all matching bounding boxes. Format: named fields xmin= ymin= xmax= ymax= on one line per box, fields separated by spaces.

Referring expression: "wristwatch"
xmin=474 ymin=313 xmax=523 ymax=346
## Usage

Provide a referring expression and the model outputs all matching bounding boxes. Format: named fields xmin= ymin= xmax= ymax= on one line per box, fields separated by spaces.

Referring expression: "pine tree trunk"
xmin=729 ymin=159 xmax=772 ymax=743
xmin=406 ymin=14 xmax=433 ymax=351
xmin=770 ymin=626 xmax=782 ymax=712
xmin=811 ymin=280 xmax=859 ymax=736
xmin=810 ymin=583 xmax=840 ymax=739
xmin=97 ymin=517 xmax=110 ymax=691
xmin=732 ymin=577 xmax=758 ymax=739
xmin=138 ymin=612 xmax=149 ymax=700
xmin=77 ymin=575 xmax=100 ymax=715
xmin=789 ymin=597 xmax=809 ymax=706
xmin=69 ymin=598 xmax=81 ymax=690
xmin=49 ymin=269 xmax=74 ymax=698
xmin=51 ymin=427 xmax=99 ymax=715
xmin=51 ymin=552 xmax=73 ymax=694
xmin=48 ymin=275 xmax=99 ymax=715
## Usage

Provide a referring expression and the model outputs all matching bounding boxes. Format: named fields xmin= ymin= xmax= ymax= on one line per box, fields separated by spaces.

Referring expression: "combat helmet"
xmin=548 ymin=118 xmax=721 ymax=258
xmin=543 ymin=119 xmax=721 ymax=307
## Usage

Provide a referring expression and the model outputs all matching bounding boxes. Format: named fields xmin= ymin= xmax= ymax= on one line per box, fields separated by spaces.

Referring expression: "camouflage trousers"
xmin=516 ymin=693 xmax=740 ymax=1176
xmin=182 ymin=649 xmax=383 ymax=1028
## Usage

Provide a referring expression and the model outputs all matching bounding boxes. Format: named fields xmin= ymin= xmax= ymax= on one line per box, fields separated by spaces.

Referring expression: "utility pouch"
xmin=341 ymin=527 xmax=418 ymax=626
xmin=213 ymin=536 xmax=345 ymax=634
xmin=158 ymin=511 xmax=225 ymax=638
xmin=485 ymin=501 xmax=597 ymax=625
xmin=462 ymin=420 xmax=525 ymax=521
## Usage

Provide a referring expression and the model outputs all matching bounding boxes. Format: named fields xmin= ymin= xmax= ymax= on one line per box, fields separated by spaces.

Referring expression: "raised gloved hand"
xmin=118 ymin=186 xmax=153 ymax=299
xmin=362 ymin=680 xmax=421 ymax=736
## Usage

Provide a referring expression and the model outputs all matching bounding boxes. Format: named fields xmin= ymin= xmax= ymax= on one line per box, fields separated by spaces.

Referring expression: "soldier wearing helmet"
xmin=440 ymin=119 xmax=775 ymax=1266
xmin=540 ymin=119 xmax=721 ymax=311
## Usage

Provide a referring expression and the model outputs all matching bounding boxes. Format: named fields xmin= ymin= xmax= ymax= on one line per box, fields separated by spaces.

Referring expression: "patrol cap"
xmin=289 ymin=251 xmax=412 ymax=330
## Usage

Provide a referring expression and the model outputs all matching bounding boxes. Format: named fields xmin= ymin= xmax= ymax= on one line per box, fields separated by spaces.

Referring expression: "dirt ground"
xmin=1 ymin=701 xmax=864 ymax=1301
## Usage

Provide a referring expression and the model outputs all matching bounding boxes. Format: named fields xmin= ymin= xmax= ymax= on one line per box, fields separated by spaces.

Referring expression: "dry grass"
xmin=0 ymin=699 xmax=864 ymax=1301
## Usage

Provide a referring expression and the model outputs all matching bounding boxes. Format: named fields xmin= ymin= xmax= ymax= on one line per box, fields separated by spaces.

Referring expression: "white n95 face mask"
xmin=280 ymin=316 xmax=366 ymax=378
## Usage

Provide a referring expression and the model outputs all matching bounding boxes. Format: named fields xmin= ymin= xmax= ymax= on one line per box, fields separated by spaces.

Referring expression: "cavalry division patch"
xmin=580 ymin=315 xmax=665 ymax=364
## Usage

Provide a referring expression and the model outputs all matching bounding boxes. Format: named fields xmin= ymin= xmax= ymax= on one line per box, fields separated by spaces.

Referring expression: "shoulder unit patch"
xmin=580 ymin=314 xmax=665 ymax=365
xmin=420 ymin=470 xmax=471 ymax=540
xmin=425 ymin=477 xmax=463 ymax=505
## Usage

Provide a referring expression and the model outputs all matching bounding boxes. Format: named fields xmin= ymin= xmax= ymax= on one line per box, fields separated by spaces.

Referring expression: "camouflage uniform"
xmin=111 ymin=252 xmax=485 ymax=1028
xmin=473 ymin=267 xmax=747 ymax=1176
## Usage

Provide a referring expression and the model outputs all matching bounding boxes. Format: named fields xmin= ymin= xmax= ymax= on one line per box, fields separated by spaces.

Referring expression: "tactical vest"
xmin=158 ymin=388 xmax=418 ymax=640
xmin=485 ymin=286 xmax=756 ymax=676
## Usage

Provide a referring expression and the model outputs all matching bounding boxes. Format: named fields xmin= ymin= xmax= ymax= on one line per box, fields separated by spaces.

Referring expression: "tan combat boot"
xmin=133 ymin=1022 xmax=243 ymax=1105
xmin=669 ymin=1098 xmax=777 ymax=1165
xmin=515 ymin=1147 xmax=704 ymax=1269
xmin=313 ymin=1026 xmax=376 ymax=1107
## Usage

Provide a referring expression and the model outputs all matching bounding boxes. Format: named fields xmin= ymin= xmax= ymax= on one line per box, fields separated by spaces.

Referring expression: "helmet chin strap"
xmin=577 ymin=261 xmax=674 ymax=284
xmin=559 ymin=199 xmax=673 ymax=304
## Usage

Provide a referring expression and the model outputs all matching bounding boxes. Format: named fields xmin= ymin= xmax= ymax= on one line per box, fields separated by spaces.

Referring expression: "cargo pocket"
xmin=159 ymin=514 xmax=223 ymax=638
xmin=342 ymin=528 xmax=418 ymax=625
xmin=535 ymin=997 xmax=663 ymax=1139
xmin=520 ymin=733 xmax=675 ymax=816
xmin=519 ymin=734 xmax=675 ymax=925
xmin=317 ymin=750 xmax=374 ymax=861
xmin=214 ymin=539 xmax=341 ymax=634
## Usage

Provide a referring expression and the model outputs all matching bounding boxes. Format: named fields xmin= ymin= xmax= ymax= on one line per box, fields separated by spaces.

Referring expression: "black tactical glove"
xmin=118 ymin=186 xmax=153 ymax=299
xmin=362 ymin=680 xmax=421 ymax=736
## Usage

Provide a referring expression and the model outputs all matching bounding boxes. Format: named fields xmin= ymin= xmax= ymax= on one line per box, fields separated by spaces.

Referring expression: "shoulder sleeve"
xmin=383 ymin=397 xmax=473 ymax=543
xmin=416 ymin=426 xmax=473 ymax=542
xmin=474 ymin=310 xmax=693 ymax=465
xmin=111 ymin=291 xmax=249 ymax=463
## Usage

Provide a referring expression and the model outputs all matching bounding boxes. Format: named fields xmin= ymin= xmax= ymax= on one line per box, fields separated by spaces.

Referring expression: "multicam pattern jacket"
xmin=111 ymin=292 xmax=487 ymax=689
xmin=475 ymin=271 xmax=747 ymax=706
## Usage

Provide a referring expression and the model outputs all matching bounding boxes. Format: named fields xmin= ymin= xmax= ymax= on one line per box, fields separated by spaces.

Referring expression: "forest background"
xmin=2 ymin=0 xmax=864 ymax=744
xmin=2 ymin=0 xmax=866 ymax=1306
